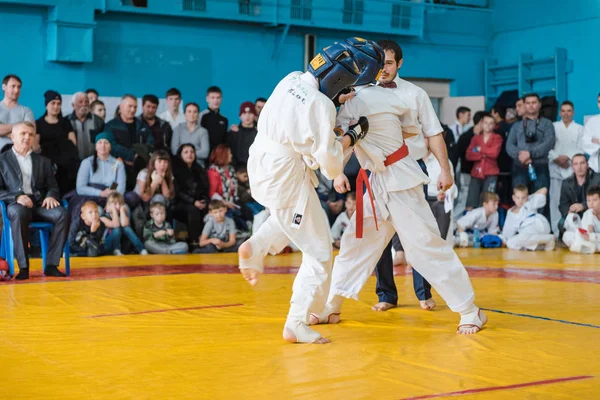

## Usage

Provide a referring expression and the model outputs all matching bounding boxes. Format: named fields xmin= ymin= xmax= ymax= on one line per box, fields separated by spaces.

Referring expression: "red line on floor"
xmin=89 ymin=303 xmax=244 ymax=318
xmin=399 ymin=375 xmax=593 ymax=399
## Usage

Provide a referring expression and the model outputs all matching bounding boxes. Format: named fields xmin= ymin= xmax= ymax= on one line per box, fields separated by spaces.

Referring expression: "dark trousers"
xmin=512 ymin=162 xmax=551 ymax=219
xmin=374 ymin=159 xmax=431 ymax=304
xmin=192 ymin=240 xmax=241 ymax=254
xmin=7 ymin=203 xmax=69 ymax=270
xmin=173 ymin=203 xmax=207 ymax=244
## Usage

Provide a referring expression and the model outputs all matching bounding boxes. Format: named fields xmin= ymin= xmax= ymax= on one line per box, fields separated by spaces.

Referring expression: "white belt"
xmin=252 ymin=135 xmax=314 ymax=229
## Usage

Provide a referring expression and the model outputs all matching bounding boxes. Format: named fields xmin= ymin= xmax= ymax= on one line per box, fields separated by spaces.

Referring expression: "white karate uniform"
xmin=331 ymin=211 xmax=351 ymax=243
xmin=582 ymin=115 xmax=600 ymax=172
xmin=501 ymin=193 xmax=554 ymax=251
xmin=322 ymin=85 xmax=475 ymax=315
xmin=243 ymin=71 xmax=344 ymax=336
xmin=562 ymin=209 xmax=600 ymax=253
xmin=456 ymin=207 xmax=499 ymax=234
xmin=549 ymin=121 xmax=584 ymax=236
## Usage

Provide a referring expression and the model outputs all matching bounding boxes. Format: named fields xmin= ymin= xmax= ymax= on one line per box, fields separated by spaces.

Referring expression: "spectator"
xmin=506 ymin=93 xmax=555 ymax=217
xmin=35 ymin=90 xmax=80 ymax=196
xmin=449 ymin=106 xmax=471 ymax=144
xmin=67 ymin=92 xmax=105 ymax=159
xmin=549 ymin=101 xmax=584 ymax=236
xmin=90 ymin=100 xmax=106 ymax=121
xmin=194 ymin=200 xmax=239 ymax=254
xmin=228 ymin=101 xmax=258 ymax=165
xmin=454 ymin=111 xmax=484 ymax=216
xmin=255 ymin=97 xmax=267 ymax=121
xmin=170 ymin=102 xmax=210 ymax=167
xmin=69 ymin=200 xmax=106 ymax=257
xmin=159 ymin=87 xmax=185 ymax=130
xmin=0 ymin=122 xmax=68 ymax=279
xmin=331 ymin=192 xmax=356 ymax=249
xmin=235 ymin=163 xmax=262 ymax=215
xmin=85 ymin=89 xmax=98 ymax=104
xmin=315 ymin=169 xmax=344 ymax=225
xmin=104 ymin=94 xmax=154 ymax=190
xmin=491 ymin=104 xmax=513 ymax=205
xmin=465 ymin=112 xmax=503 ymax=209
xmin=581 ymin=93 xmax=600 ymax=172
xmin=0 ymin=74 xmax=34 ymax=151
xmin=200 ymin=86 xmax=228 ymax=152
xmin=143 ymin=202 xmax=188 ymax=254
xmin=562 ymin=186 xmax=600 ymax=253
xmin=491 ymin=104 xmax=510 ymax=137
xmin=558 ymin=154 xmax=600 ymax=231
xmin=172 ymin=143 xmax=210 ymax=248
xmin=100 ymin=192 xmax=147 ymax=255
xmin=455 ymin=191 xmax=500 ymax=247
xmin=515 ymin=98 xmax=525 ymax=120
xmin=138 ymin=94 xmax=173 ymax=153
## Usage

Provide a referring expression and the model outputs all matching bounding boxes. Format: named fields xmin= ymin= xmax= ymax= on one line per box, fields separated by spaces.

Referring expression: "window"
xmin=121 ymin=0 xmax=147 ymax=7
xmin=291 ymin=0 xmax=312 ymax=21
xmin=391 ymin=3 xmax=411 ymax=30
xmin=239 ymin=0 xmax=261 ymax=16
xmin=183 ymin=0 xmax=206 ymax=12
xmin=342 ymin=0 xmax=364 ymax=25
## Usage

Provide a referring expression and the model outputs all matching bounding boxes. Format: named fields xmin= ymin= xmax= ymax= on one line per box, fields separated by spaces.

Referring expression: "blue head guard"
xmin=307 ymin=42 xmax=361 ymax=100
xmin=342 ymin=37 xmax=385 ymax=86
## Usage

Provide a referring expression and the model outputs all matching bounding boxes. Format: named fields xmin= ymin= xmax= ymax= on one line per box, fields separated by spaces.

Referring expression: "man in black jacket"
xmin=138 ymin=94 xmax=172 ymax=153
xmin=199 ymin=86 xmax=228 ymax=153
xmin=0 ymin=122 xmax=69 ymax=279
xmin=559 ymin=154 xmax=600 ymax=231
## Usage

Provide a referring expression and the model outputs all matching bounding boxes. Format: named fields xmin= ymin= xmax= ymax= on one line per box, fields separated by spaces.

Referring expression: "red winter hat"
xmin=239 ymin=101 xmax=257 ymax=116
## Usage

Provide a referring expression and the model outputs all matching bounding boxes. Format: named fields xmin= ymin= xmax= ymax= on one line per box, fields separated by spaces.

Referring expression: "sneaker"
xmin=140 ymin=249 xmax=148 ymax=255
xmin=113 ymin=249 xmax=123 ymax=256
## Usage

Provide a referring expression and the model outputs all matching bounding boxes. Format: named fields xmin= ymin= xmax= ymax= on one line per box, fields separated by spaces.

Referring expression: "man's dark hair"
xmin=473 ymin=111 xmax=486 ymax=125
xmin=492 ymin=104 xmax=507 ymax=119
xmin=481 ymin=112 xmax=494 ymax=121
xmin=235 ymin=163 xmax=248 ymax=174
xmin=165 ymin=88 xmax=181 ymax=98
xmin=377 ymin=40 xmax=403 ymax=63
xmin=561 ymin=100 xmax=574 ymax=110
xmin=523 ymin=93 xmax=540 ymax=101
xmin=85 ymin=88 xmax=98 ymax=96
xmin=142 ymin=94 xmax=159 ymax=106
xmin=572 ymin=153 xmax=588 ymax=163
xmin=255 ymin=97 xmax=267 ymax=103
xmin=456 ymin=106 xmax=471 ymax=118
xmin=2 ymin=74 xmax=22 ymax=86
xmin=587 ymin=186 xmax=600 ymax=198
xmin=184 ymin=102 xmax=200 ymax=112
xmin=207 ymin=86 xmax=222 ymax=95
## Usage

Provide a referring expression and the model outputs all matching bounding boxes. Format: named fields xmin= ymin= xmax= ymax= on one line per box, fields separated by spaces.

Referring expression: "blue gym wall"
xmin=491 ymin=0 xmax=600 ymax=123
xmin=0 ymin=0 xmax=492 ymax=122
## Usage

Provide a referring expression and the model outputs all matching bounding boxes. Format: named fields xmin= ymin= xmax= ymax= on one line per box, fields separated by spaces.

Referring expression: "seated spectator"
xmin=501 ymin=185 xmax=554 ymax=251
xmin=170 ymin=102 xmax=210 ymax=167
xmin=465 ymin=112 xmax=503 ymax=210
xmin=90 ymin=100 xmax=106 ymax=121
xmin=100 ymin=192 xmax=147 ymax=255
xmin=159 ymin=88 xmax=185 ymax=129
xmin=506 ymin=93 xmax=555 ymax=218
xmin=104 ymin=94 xmax=154 ymax=190
xmin=563 ymin=186 xmax=600 ymax=253
xmin=315 ymin=169 xmax=344 ymax=225
xmin=558 ymin=154 xmax=600 ymax=231
xmin=69 ymin=200 xmax=106 ymax=257
xmin=67 ymin=92 xmax=105 ymax=159
xmin=0 ymin=74 xmax=35 ymax=152
xmin=455 ymin=191 xmax=499 ymax=247
xmin=193 ymin=200 xmax=239 ymax=254
xmin=228 ymin=101 xmax=258 ymax=166
xmin=200 ymin=86 xmax=228 ymax=152
xmin=207 ymin=144 xmax=252 ymax=231
xmin=235 ymin=163 xmax=263 ymax=215
xmin=172 ymin=143 xmax=210 ymax=247
xmin=70 ymin=133 xmax=126 ymax=225
xmin=85 ymin=88 xmax=99 ymax=104
xmin=0 ymin=122 xmax=68 ymax=279
xmin=138 ymin=94 xmax=173 ymax=153
xmin=35 ymin=90 xmax=80 ymax=196
xmin=331 ymin=192 xmax=356 ymax=249
xmin=143 ymin=202 xmax=188 ymax=254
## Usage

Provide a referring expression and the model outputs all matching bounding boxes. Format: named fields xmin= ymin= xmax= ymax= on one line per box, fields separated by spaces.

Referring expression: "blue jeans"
xmin=104 ymin=226 xmax=145 ymax=254
xmin=375 ymin=159 xmax=432 ymax=303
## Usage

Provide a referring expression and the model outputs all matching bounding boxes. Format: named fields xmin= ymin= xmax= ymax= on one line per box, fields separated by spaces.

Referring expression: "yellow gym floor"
xmin=1 ymin=248 xmax=598 ymax=399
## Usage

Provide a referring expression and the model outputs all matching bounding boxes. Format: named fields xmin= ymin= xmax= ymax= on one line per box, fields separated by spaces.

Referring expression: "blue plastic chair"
xmin=0 ymin=200 xmax=71 ymax=276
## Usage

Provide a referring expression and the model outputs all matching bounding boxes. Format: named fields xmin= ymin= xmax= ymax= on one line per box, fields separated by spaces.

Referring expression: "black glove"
xmin=344 ymin=116 xmax=369 ymax=146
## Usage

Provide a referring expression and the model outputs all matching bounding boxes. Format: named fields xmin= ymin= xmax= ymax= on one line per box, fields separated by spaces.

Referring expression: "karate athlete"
xmin=310 ymin=42 xmax=488 ymax=335
xmin=237 ymin=42 xmax=370 ymax=344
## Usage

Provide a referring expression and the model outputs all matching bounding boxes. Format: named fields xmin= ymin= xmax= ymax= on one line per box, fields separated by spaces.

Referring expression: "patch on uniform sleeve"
xmin=310 ymin=53 xmax=327 ymax=70
xmin=292 ymin=213 xmax=303 ymax=226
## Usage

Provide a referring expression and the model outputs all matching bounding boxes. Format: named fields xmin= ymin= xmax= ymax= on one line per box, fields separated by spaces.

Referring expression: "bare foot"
xmin=457 ymin=309 xmax=488 ymax=335
xmin=308 ymin=312 xmax=341 ymax=325
xmin=239 ymin=241 xmax=260 ymax=286
xmin=240 ymin=268 xmax=260 ymax=287
xmin=372 ymin=302 xmax=397 ymax=311
xmin=419 ymin=298 xmax=436 ymax=311
xmin=283 ymin=324 xmax=331 ymax=344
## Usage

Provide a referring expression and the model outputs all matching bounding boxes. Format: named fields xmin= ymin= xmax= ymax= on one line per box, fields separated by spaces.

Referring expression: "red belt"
xmin=355 ymin=143 xmax=409 ymax=238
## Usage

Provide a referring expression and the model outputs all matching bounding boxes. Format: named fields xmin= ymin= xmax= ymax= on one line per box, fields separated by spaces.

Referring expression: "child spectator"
xmin=143 ymin=202 xmax=188 ymax=254
xmin=455 ymin=191 xmax=500 ymax=247
xmin=90 ymin=100 xmax=106 ymax=121
xmin=563 ymin=186 xmax=600 ymax=253
xmin=465 ymin=112 xmax=503 ymax=210
xmin=100 ymin=192 xmax=147 ymax=255
xmin=235 ymin=163 xmax=263 ymax=216
xmin=501 ymin=185 xmax=555 ymax=251
xmin=331 ymin=192 xmax=356 ymax=249
xmin=69 ymin=201 xmax=106 ymax=257
xmin=194 ymin=200 xmax=240 ymax=253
